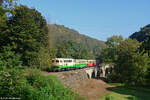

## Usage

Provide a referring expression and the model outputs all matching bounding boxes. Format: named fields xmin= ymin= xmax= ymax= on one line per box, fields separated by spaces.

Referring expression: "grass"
xmin=100 ymin=83 xmax=150 ymax=100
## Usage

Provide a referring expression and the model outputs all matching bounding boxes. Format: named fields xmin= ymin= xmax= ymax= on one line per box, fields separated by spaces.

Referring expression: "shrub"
xmin=0 ymin=68 xmax=85 ymax=100
xmin=31 ymin=47 xmax=56 ymax=72
xmin=0 ymin=68 xmax=34 ymax=99
xmin=105 ymin=95 xmax=115 ymax=100
xmin=0 ymin=46 xmax=23 ymax=70
xmin=26 ymin=69 xmax=85 ymax=100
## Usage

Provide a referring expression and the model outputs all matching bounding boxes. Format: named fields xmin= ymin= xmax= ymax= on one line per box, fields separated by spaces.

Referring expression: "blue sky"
xmin=19 ymin=0 xmax=150 ymax=41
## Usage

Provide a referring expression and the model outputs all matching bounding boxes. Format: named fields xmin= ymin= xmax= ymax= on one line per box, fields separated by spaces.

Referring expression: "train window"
xmin=60 ymin=60 xmax=62 ymax=63
xmin=56 ymin=60 xmax=59 ymax=63
xmin=52 ymin=60 xmax=55 ymax=63
xmin=64 ymin=60 xmax=67 ymax=62
xmin=64 ymin=60 xmax=72 ymax=62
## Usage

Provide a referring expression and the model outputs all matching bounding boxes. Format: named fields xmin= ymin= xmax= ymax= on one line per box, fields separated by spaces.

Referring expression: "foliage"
xmin=56 ymin=40 xmax=93 ymax=59
xmin=0 ymin=1 xmax=84 ymax=100
xmin=100 ymin=35 xmax=123 ymax=63
xmin=0 ymin=5 xmax=49 ymax=66
xmin=140 ymin=32 xmax=150 ymax=56
xmin=25 ymin=69 xmax=85 ymax=100
xmin=0 ymin=0 xmax=10 ymax=45
xmin=0 ymin=0 xmax=17 ymax=16
xmin=105 ymin=95 xmax=115 ymax=100
xmin=129 ymin=24 xmax=150 ymax=85
xmin=100 ymin=85 xmax=150 ymax=100
xmin=101 ymin=36 xmax=150 ymax=85
xmin=0 ymin=68 xmax=85 ymax=100
xmin=116 ymin=39 xmax=149 ymax=85
xmin=32 ymin=46 xmax=56 ymax=71
xmin=27 ymin=71 xmax=84 ymax=100
xmin=130 ymin=24 xmax=150 ymax=42
xmin=146 ymin=66 xmax=150 ymax=84
xmin=0 ymin=46 xmax=23 ymax=70
xmin=139 ymin=33 xmax=150 ymax=84
xmin=48 ymin=24 xmax=105 ymax=58
xmin=105 ymin=35 xmax=123 ymax=47
xmin=0 ymin=68 xmax=34 ymax=100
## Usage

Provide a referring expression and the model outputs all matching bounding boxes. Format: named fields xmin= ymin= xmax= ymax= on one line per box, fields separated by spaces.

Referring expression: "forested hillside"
xmin=48 ymin=24 xmax=105 ymax=58
xmin=130 ymin=24 xmax=150 ymax=42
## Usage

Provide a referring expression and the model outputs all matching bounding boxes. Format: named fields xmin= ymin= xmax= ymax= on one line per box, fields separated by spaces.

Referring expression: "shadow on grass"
xmin=106 ymin=86 xmax=150 ymax=100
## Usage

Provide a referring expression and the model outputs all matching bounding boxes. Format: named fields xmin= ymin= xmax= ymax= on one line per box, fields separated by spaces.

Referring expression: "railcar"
xmin=93 ymin=60 xmax=97 ymax=66
xmin=74 ymin=59 xmax=87 ymax=68
xmin=52 ymin=58 xmax=74 ymax=71
xmin=87 ymin=60 xmax=96 ymax=67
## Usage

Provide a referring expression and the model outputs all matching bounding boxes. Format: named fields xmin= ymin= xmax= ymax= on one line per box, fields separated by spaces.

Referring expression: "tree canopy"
xmin=101 ymin=36 xmax=150 ymax=85
xmin=56 ymin=40 xmax=94 ymax=59
xmin=130 ymin=24 xmax=150 ymax=42
xmin=0 ymin=5 xmax=49 ymax=66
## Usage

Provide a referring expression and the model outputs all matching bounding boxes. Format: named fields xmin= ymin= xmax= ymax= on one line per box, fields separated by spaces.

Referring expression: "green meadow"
xmin=100 ymin=84 xmax=150 ymax=100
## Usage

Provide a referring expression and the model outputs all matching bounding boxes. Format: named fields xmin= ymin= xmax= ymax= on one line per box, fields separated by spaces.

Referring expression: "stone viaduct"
xmin=84 ymin=64 xmax=113 ymax=79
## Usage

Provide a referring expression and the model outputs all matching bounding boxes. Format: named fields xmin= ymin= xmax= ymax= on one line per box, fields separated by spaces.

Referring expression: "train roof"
xmin=53 ymin=58 xmax=97 ymax=61
xmin=53 ymin=58 xmax=74 ymax=60
xmin=87 ymin=60 xmax=96 ymax=61
xmin=75 ymin=59 xmax=86 ymax=60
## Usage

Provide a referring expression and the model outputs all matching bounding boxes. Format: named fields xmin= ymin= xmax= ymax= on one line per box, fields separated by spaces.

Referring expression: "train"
xmin=52 ymin=58 xmax=100 ymax=71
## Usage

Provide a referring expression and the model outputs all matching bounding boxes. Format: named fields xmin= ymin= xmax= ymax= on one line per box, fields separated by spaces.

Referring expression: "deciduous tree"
xmin=1 ymin=5 xmax=49 ymax=66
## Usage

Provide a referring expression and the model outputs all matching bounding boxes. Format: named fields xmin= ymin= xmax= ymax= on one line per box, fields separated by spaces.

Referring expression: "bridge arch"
xmin=91 ymin=70 xmax=95 ymax=78
xmin=87 ymin=73 xmax=90 ymax=79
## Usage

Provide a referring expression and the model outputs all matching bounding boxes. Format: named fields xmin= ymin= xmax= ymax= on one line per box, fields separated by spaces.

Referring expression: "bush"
xmin=0 ymin=68 xmax=84 ymax=100
xmin=0 ymin=68 xmax=33 ymax=99
xmin=31 ymin=47 xmax=56 ymax=72
xmin=127 ymin=96 xmax=138 ymax=100
xmin=0 ymin=46 xmax=23 ymax=70
xmin=26 ymin=69 xmax=85 ymax=100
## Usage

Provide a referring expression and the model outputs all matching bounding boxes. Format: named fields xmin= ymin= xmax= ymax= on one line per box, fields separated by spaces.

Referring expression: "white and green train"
xmin=52 ymin=58 xmax=98 ymax=71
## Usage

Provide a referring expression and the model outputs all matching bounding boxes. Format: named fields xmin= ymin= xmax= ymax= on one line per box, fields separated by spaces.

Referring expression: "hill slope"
xmin=48 ymin=24 xmax=105 ymax=57
xmin=130 ymin=24 xmax=150 ymax=42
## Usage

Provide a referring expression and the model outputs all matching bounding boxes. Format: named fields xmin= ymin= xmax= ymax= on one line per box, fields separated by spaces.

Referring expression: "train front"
xmin=52 ymin=58 xmax=62 ymax=71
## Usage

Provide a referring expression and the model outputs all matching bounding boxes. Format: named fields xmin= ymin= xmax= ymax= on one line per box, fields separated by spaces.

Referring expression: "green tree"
xmin=140 ymin=33 xmax=150 ymax=84
xmin=100 ymin=35 xmax=123 ymax=63
xmin=140 ymin=32 xmax=150 ymax=56
xmin=0 ymin=46 xmax=23 ymax=70
xmin=1 ymin=5 xmax=49 ymax=66
xmin=56 ymin=40 xmax=91 ymax=59
xmin=48 ymin=24 xmax=105 ymax=58
xmin=32 ymin=46 xmax=56 ymax=71
xmin=0 ymin=0 xmax=16 ymax=15
xmin=115 ymin=39 xmax=149 ymax=85
xmin=0 ymin=0 xmax=15 ymax=47
xmin=101 ymin=37 xmax=150 ymax=85
xmin=130 ymin=24 xmax=150 ymax=42
xmin=105 ymin=35 xmax=123 ymax=47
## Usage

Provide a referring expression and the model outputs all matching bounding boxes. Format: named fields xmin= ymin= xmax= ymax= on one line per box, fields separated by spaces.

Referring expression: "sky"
xmin=19 ymin=0 xmax=150 ymax=41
